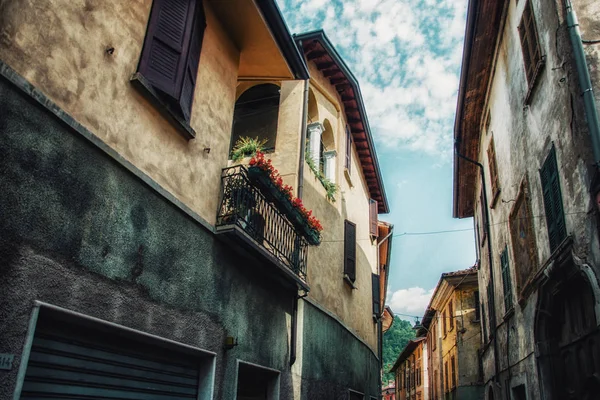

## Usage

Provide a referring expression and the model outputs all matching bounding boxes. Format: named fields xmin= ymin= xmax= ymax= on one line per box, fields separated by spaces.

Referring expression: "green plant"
xmin=231 ymin=136 xmax=268 ymax=162
xmin=305 ymin=154 xmax=338 ymax=202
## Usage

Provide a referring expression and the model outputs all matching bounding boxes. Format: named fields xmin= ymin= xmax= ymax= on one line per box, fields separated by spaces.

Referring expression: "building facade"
xmin=0 ymin=1 xmax=391 ymax=399
xmin=382 ymin=382 xmax=396 ymax=400
xmin=391 ymin=337 xmax=428 ymax=400
xmin=419 ymin=268 xmax=482 ymax=400
xmin=454 ymin=0 xmax=600 ymax=399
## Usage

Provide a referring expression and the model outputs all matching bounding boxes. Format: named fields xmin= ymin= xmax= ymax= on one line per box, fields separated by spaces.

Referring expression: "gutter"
xmin=564 ymin=0 xmax=600 ymax=192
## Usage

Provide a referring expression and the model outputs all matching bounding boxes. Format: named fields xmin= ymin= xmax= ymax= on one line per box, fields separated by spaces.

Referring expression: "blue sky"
xmin=276 ymin=0 xmax=476 ymax=320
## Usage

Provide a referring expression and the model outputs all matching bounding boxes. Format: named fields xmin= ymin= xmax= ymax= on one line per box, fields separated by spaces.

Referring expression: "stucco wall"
xmin=299 ymin=61 xmax=380 ymax=352
xmin=473 ymin=0 xmax=600 ymax=398
xmin=0 ymin=0 xmax=240 ymax=226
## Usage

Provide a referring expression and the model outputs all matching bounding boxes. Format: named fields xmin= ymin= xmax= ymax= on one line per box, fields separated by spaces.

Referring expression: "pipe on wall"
xmin=565 ymin=0 xmax=600 ymax=187
xmin=454 ymin=143 xmax=501 ymax=385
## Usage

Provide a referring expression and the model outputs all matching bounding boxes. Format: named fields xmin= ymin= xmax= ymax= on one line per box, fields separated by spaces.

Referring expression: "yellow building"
xmin=391 ymin=337 xmax=428 ymax=400
xmin=418 ymin=268 xmax=482 ymax=400
xmin=0 ymin=1 xmax=392 ymax=399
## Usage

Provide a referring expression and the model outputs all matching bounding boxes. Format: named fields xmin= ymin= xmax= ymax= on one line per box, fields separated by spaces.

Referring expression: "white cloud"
xmin=277 ymin=0 xmax=468 ymax=159
xmin=387 ymin=286 xmax=435 ymax=321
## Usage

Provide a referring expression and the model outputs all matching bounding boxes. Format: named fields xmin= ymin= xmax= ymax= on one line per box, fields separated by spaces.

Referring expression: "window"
xmin=481 ymin=305 xmax=488 ymax=342
xmin=449 ymin=300 xmax=454 ymax=331
xmin=512 ymin=384 xmax=527 ymax=400
xmin=487 ymin=137 xmax=500 ymax=205
xmin=237 ymin=361 xmax=280 ymax=400
xmin=230 ymin=84 xmax=281 ymax=155
xmin=444 ymin=361 xmax=449 ymax=393
xmin=540 ymin=146 xmax=567 ymax=252
xmin=518 ymin=0 xmax=543 ymax=89
xmin=432 ymin=322 xmax=437 ymax=350
xmin=480 ymin=189 xmax=488 ymax=246
xmin=344 ymin=220 xmax=357 ymax=283
xmin=369 ymin=199 xmax=378 ymax=238
xmin=372 ymin=273 xmax=381 ymax=316
xmin=474 ymin=291 xmax=481 ymax=321
xmin=509 ymin=179 xmax=538 ymax=294
xmin=345 ymin=125 xmax=352 ymax=173
xmin=500 ymin=246 xmax=514 ymax=312
xmin=451 ymin=356 xmax=456 ymax=389
xmin=443 ymin=310 xmax=447 ymax=336
xmin=137 ymin=0 xmax=206 ymax=123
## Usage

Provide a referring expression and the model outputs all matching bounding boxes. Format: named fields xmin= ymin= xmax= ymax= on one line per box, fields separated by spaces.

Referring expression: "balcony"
xmin=216 ymin=166 xmax=309 ymax=291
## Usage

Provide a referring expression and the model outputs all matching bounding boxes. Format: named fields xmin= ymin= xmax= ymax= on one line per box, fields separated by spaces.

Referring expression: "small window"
xmin=449 ymin=300 xmax=454 ymax=331
xmin=519 ymin=0 xmax=543 ymax=92
xmin=500 ymin=246 xmax=514 ymax=312
xmin=344 ymin=220 xmax=357 ymax=283
xmin=237 ymin=361 xmax=280 ymax=400
xmin=486 ymin=281 xmax=494 ymax=338
xmin=369 ymin=199 xmax=378 ymax=238
xmin=137 ymin=0 xmax=207 ymax=122
xmin=372 ymin=273 xmax=381 ymax=316
xmin=451 ymin=356 xmax=457 ymax=389
xmin=512 ymin=384 xmax=527 ymax=400
xmin=444 ymin=361 xmax=449 ymax=393
xmin=487 ymin=137 xmax=500 ymax=205
xmin=345 ymin=125 xmax=352 ymax=173
xmin=540 ymin=146 xmax=567 ymax=252
xmin=443 ymin=310 xmax=447 ymax=336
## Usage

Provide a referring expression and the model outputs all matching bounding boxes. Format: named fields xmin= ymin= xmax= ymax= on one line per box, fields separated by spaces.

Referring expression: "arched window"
xmin=321 ymin=119 xmax=336 ymax=182
xmin=307 ymin=88 xmax=319 ymax=124
xmin=230 ymin=84 xmax=280 ymax=156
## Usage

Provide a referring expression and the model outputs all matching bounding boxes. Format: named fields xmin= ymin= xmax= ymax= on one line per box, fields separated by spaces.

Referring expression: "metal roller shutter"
xmin=20 ymin=314 xmax=202 ymax=399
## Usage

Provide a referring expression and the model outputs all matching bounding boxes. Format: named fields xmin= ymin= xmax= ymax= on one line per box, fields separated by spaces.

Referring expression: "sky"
xmin=276 ymin=0 xmax=476 ymax=321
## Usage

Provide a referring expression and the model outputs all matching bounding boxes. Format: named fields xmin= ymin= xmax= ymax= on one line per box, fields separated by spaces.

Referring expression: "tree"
xmin=382 ymin=316 xmax=416 ymax=384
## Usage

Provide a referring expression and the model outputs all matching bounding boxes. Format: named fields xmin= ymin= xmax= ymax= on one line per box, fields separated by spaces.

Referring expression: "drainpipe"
xmin=296 ymin=39 xmax=310 ymax=200
xmin=565 ymin=1 xmax=600 ymax=191
xmin=454 ymin=143 xmax=501 ymax=386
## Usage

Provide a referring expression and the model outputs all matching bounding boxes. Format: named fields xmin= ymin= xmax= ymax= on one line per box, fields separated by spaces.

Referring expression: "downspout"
xmin=297 ymin=39 xmax=310 ymax=200
xmin=565 ymin=0 xmax=600 ymax=178
xmin=290 ymin=294 xmax=298 ymax=365
xmin=454 ymin=144 xmax=501 ymax=386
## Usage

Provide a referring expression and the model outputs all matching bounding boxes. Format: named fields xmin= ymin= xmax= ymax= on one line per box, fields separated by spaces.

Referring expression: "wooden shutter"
xmin=487 ymin=137 xmax=499 ymax=197
xmin=500 ymin=247 xmax=513 ymax=311
xmin=540 ymin=147 xmax=566 ymax=252
xmin=442 ymin=310 xmax=447 ymax=335
xmin=449 ymin=300 xmax=454 ymax=330
xmin=369 ymin=199 xmax=378 ymax=237
xmin=486 ymin=281 xmax=494 ymax=337
xmin=178 ymin=3 xmax=206 ymax=121
xmin=519 ymin=0 xmax=542 ymax=85
xmin=344 ymin=220 xmax=357 ymax=282
xmin=345 ymin=126 xmax=352 ymax=174
xmin=139 ymin=0 xmax=196 ymax=97
xmin=372 ymin=273 xmax=381 ymax=316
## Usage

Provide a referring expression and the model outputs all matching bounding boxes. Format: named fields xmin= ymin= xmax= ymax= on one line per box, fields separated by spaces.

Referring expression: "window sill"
xmin=130 ymin=72 xmax=196 ymax=140
xmin=524 ymin=56 xmax=546 ymax=105
xmin=343 ymin=274 xmax=357 ymax=289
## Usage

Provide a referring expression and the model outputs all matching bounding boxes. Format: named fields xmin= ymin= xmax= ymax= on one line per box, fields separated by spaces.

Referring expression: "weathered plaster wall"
xmin=473 ymin=0 xmax=600 ymax=398
xmin=573 ymin=0 xmax=600 ymax=112
xmin=0 ymin=77 xmax=295 ymax=400
xmin=299 ymin=61 xmax=380 ymax=352
xmin=0 ymin=0 xmax=240 ymax=226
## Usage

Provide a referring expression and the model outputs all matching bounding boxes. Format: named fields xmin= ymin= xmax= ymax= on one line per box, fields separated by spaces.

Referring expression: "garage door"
xmin=20 ymin=312 xmax=205 ymax=399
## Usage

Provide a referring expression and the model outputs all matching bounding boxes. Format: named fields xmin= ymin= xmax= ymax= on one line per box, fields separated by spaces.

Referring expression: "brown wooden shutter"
xmin=178 ymin=3 xmax=206 ymax=121
xmin=369 ymin=199 xmax=378 ymax=237
xmin=345 ymin=126 xmax=352 ymax=174
xmin=487 ymin=137 xmax=499 ymax=196
xmin=139 ymin=0 xmax=197 ymax=98
xmin=372 ymin=273 xmax=381 ymax=316
xmin=344 ymin=220 xmax=356 ymax=282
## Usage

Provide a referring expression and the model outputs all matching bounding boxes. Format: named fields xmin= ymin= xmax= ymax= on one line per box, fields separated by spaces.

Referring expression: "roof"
xmin=453 ymin=0 xmax=507 ymax=218
xmin=255 ymin=0 xmax=309 ymax=80
xmin=294 ymin=30 xmax=389 ymax=213
xmin=390 ymin=337 xmax=426 ymax=373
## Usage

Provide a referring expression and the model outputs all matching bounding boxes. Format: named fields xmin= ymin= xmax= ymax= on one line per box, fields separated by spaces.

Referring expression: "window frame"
xmin=487 ymin=137 xmax=501 ymax=207
xmin=449 ymin=300 xmax=454 ymax=331
xmin=500 ymin=246 xmax=514 ymax=313
xmin=518 ymin=0 xmax=545 ymax=102
xmin=344 ymin=220 xmax=357 ymax=284
xmin=540 ymin=146 xmax=567 ymax=253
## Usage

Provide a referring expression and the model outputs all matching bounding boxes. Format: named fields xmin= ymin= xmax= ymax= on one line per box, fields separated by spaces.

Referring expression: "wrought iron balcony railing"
xmin=216 ymin=166 xmax=309 ymax=286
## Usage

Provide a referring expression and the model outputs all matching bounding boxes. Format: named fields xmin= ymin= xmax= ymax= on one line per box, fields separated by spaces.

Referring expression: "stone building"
xmin=453 ymin=0 xmax=600 ymax=399
xmin=418 ymin=268 xmax=483 ymax=400
xmin=0 ymin=1 xmax=392 ymax=399
xmin=391 ymin=337 xmax=428 ymax=400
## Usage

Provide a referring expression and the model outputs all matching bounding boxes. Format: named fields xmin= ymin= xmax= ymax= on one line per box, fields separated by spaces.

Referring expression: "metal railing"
xmin=216 ymin=166 xmax=308 ymax=281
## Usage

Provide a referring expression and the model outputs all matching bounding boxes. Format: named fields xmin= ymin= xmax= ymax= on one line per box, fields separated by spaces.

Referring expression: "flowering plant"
xmin=249 ymin=152 xmax=323 ymax=233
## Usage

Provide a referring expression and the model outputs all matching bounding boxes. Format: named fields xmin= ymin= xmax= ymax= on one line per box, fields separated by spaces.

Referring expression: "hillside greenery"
xmin=382 ymin=316 xmax=416 ymax=384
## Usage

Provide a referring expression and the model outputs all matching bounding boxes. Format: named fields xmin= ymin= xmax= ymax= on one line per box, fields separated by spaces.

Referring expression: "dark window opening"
xmin=230 ymin=84 xmax=281 ymax=157
xmin=500 ymin=246 xmax=513 ymax=312
xmin=518 ymin=0 xmax=543 ymax=87
xmin=540 ymin=146 xmax=566 ymax=252
xmin=236 ymin=362 xmax=279 ymax=400
xmin=344 ymin=220 xmax=357 ymax=283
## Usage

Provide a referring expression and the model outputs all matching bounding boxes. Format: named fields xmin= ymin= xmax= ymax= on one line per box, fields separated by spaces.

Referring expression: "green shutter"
xmin=501 ymin=247 xmax=513 ymax=311
xmin=540 ymin=147 xmax=566 ymax=252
